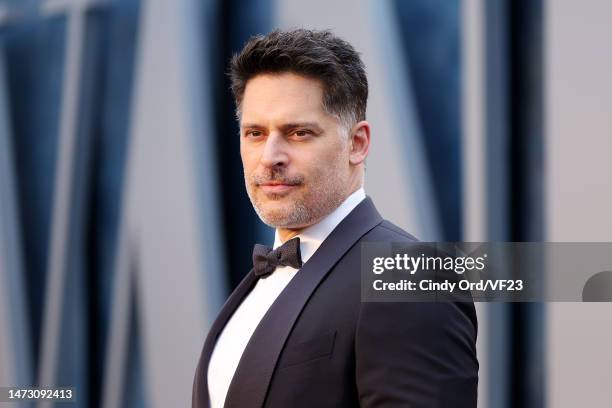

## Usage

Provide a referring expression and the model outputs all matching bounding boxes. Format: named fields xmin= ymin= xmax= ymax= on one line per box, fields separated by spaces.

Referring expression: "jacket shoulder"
xmin=364 ymin=219 xmax=419 ymax=242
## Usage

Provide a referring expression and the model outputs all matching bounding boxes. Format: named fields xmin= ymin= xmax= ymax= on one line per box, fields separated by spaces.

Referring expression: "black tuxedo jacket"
xmin=193 ymin=197 xmax=478 ymax=407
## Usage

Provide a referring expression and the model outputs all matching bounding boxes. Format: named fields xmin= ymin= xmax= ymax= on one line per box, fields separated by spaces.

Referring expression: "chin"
xmin=256 ymin=190 xmax=297 ymax=208
xmin=260 ymin=204 xmax=292 ymax=220
xmin=257 ymin=203 xmax=301 ymax=227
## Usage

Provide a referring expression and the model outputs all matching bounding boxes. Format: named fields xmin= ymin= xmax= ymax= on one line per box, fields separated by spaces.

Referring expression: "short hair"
xmin=229 ymin=29 xmax=368 ymax=129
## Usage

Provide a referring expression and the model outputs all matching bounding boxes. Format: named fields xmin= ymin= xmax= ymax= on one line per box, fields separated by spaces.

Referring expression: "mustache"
xmin=252 ymin=169 xmax=304 ymax=186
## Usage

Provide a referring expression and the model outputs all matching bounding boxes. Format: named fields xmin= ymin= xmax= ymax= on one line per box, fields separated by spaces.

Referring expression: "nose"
xmin=260 ymin=132 xmax=288 ymax=168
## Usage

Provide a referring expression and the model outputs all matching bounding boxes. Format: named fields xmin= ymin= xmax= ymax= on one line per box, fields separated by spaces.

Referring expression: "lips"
xmin=259 ymin=183 xmax=298 ymax=194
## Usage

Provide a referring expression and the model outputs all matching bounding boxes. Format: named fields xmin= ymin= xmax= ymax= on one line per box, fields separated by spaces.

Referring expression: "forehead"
xmin=240 ymin=72 xmax=329 ymax=124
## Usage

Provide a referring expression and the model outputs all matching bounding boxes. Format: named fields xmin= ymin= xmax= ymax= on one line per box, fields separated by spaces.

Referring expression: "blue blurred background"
xmin=0 ymin=0 xmax=610 ymax=407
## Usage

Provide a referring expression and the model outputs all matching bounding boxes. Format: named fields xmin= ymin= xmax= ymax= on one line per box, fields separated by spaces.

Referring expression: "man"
xmin=193 ymin=29 xmax=478 ymax=407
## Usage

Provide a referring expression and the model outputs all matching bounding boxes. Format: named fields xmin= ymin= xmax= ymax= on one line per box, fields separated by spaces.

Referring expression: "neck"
xmin=277 ymin=228 xmax=303 ymax=243
xmin=276 ymin=184 xmax=362 ymax=244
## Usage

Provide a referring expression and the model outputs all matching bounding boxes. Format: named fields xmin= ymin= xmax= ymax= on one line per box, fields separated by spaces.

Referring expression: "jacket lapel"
xmin=192 ymin=269 xmax=258 ymax=408
xmin=223 ymin=197 xmax=383 ymax=408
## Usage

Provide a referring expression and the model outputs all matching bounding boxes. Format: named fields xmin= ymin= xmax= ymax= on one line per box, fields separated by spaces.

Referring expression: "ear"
xmin=348 ymin=120 xmax=370 ymax=165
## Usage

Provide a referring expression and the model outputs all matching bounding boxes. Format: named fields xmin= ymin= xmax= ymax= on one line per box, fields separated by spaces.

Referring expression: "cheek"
xmin=322 ymin=140 xmax=348 ymax=164
xmin=240 ymin=147 xmax=258 ymax=173
xmin=306 ymin=144 xmax=347 ymax=179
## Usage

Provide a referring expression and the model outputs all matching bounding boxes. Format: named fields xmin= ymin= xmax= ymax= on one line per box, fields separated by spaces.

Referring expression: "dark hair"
xmin=229 ymin=29 xmax=368 ymax=128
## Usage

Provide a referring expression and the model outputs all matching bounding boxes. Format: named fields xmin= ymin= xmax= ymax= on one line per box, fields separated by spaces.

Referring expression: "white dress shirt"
xmin=207 ymin=188 xmax=366 ymax=408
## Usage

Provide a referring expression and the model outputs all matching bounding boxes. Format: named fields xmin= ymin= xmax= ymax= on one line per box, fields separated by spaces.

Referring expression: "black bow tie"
xmin=252 ymin=237 xmax=303 ymax=278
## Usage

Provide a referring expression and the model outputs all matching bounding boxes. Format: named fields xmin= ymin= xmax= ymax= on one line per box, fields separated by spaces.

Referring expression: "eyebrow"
xmin=241 ymin=122 xmax=324 ymax=133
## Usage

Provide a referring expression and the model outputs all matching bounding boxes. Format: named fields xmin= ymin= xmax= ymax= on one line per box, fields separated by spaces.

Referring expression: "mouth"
xmin=259 ymin=182 xmax=300 ymax=194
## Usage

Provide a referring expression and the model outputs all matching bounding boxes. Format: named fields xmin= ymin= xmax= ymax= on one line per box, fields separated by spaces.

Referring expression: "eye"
xmin=245 ymin=130 xmax=263 ymax=138
xmin=293 ymin=129 xmax=312 ymax=137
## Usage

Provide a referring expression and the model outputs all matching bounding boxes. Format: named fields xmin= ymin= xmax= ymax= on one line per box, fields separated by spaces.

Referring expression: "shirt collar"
xmin=273 ymin=188 xmax=366 ymax=263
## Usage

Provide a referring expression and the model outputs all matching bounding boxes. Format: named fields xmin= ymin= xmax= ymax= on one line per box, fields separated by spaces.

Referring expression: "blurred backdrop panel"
xmin=0 ymin=0 xmax=610 ymax=407
xmin=545 ymin=0 xmax=612 ymax=407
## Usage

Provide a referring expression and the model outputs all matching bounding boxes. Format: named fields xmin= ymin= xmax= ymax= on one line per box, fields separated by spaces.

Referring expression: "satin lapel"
xmin=223 ymin=197 xmax=383 ymax=408
xmin=193 ymin=269 xmax=258 ymax=408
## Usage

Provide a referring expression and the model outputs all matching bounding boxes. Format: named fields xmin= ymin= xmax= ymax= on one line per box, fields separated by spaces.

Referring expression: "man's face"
xmin=240 ymin=72 xmax=352 ymax=229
